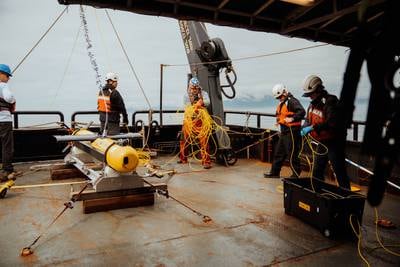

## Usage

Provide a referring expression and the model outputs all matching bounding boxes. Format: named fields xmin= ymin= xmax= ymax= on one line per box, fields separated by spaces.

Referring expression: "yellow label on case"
xmin=299 ymin=201 xmax=310 ymax=212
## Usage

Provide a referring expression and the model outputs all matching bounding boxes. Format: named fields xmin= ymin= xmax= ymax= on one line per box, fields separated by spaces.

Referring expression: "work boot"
xmin=0 ymin=170 xmax=22 ymax=182
xmin=263 ymin=172 xmax=280 ymax=178
xmin=0 ymin=175 xmax=8 ymax=183
xmin=290 ymin=172 xmax=300 ymax=178
xmin=0 ymin=171 xmax=12 ymax=182
xmin=203 ymin=164 xmax=212 ymax=169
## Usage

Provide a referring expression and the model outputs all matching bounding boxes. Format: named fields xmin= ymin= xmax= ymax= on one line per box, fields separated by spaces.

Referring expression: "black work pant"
xmin=0 ymin=122 xmax=14 ymax=172
xmin=270 ymin=128 xmax=301 ymax=176
xmin=312 ymin=138 xmax=351 ymax=189
xmin=100 ymin=121 xmax=120 ymax=136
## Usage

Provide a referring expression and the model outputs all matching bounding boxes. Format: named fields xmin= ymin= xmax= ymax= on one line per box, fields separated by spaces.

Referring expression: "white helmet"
xmin=302 ymin=75 xmax=322 ymax=96
xmin=105 ymin=72 xmax=118 ymax=82
xmin=272 ymin=84 xmax=286 ymax=99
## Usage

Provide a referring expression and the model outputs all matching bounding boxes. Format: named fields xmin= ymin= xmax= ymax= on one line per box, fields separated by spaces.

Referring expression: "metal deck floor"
xmin=0 ymin=157 xmax=399 ymax=266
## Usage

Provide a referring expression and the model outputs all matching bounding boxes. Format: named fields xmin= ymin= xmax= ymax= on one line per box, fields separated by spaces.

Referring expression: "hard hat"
xmin=189 ymin=77 xmax=200 ymax=87
xmin=302 ymin=75 xmax=322 ymax=96
xmin=105 ymin=72 xmax=118 ymax=82
xmin=0 ymin=64 xmax=12 ymax=77
xmin=272 ymin=84 xmax=286 ymax=99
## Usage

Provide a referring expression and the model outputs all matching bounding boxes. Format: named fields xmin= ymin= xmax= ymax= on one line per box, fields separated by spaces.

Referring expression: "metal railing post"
xmin=160 ymin=64 xmax=164 ymax=127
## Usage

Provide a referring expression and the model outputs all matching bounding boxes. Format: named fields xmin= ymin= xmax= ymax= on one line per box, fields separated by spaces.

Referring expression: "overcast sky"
xmin=1 ymin=0 xmax=371 ymax=122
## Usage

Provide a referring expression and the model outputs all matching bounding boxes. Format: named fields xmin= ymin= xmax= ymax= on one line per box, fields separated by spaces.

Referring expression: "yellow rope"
xmin=349 ymin=214 xmax=371 ymax=267
xmin=296 ymin=134 xmax=329 ymax=192
xmin=374 ymin=208 xmax=400 ymax=257
xmin=12 ymin=181 xmax=86 ymax=189
xmin=180 ymin=105 xmax=216 ymax=165
xmin=136 ymin=149 xmax=151 ymax=166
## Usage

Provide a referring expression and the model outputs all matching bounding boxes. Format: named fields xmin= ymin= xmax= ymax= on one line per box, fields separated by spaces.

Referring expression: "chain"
xmin=80 ymin=5 xmax=102 ymax=90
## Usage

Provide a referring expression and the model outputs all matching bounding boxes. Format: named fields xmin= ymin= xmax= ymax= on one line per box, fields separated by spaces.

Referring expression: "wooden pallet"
xmin=50 ymin=163 xmax=102 ymax=180
xmin=71 ymin=182 xmax=167 ymax=214
xmin=83 ymin=193 xmax=155 ymax=214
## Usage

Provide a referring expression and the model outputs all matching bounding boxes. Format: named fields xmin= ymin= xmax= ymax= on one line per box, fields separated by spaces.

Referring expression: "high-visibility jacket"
xmin=276 ymin=102 xmax=301 ymax=127
xmin=97 ymin=86 xmax=129 ymax=124
xmin=305 ymin=90 xmax=338 ymax=141
xmin=97 ymin=90 xmax=113 ymax=113
xmin=275 ymin=94 xmax=305 ymax=132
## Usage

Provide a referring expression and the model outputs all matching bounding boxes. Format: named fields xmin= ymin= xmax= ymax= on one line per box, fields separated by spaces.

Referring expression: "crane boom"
xmin=178 ymin=20 xmax=234 ymax=124
xmin=178 ymin=21 xmax=237 ymax=165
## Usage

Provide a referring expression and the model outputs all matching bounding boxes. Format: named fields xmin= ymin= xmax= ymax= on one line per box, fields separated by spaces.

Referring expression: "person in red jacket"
xmin=97 ymin=72 xmax=129 ymax=136
xmin=300 ymin=75 xmax=351 ymax=189
xmin=264 ymin=84 xmax=305 ymax=178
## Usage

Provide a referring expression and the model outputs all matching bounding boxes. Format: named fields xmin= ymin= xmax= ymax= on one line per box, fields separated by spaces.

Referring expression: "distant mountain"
xmin=224 ymin=94 xmax=275 ymax=109
xmin=140 ymin=94 xmax=370 ymax=119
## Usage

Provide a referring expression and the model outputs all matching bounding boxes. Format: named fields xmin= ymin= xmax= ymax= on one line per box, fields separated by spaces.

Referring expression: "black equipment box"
xmin=283 ymin=178 xmax=365 ymax=239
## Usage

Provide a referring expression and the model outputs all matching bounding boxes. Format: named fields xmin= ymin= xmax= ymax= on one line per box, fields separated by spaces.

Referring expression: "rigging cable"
xmin=51 ymin=23 xmax=82 ymax=108
xmin=104 ymin=9 xmax=154 ymax=149
xmin=104 ymin=9 xmax=152 ymax=111
xmin=162 ymin=43 xmax=332 ymax=68
xmin=12 ymin=6 xmax=69 ymax=75
xmin=21 ymin=182 xmax=91 ymax=256
xmin=80 ymin=5 xmax=110 ymax=136
xmin=142 ymin=179 xmax=212 ymax=223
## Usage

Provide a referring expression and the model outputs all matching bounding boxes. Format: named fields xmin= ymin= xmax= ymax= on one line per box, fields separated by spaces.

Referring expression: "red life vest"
xmin=276 ymin=102 xmax=301 ymax=127
xmin=307 ymin=106 xmax=334 ymax=140
xmin=97 ymin=91 xmax=112 ymax=113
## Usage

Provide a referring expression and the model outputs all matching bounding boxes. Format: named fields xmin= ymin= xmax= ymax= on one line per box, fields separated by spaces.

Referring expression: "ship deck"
xmin=1 ymin=156 xmax=399 ymax=266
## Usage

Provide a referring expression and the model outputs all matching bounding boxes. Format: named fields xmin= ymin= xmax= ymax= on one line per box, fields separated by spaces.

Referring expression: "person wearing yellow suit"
xmin=264 ymin=84 xmax=305 ymax=178
xmin=178 ymin=77 xmax=212 ymax=169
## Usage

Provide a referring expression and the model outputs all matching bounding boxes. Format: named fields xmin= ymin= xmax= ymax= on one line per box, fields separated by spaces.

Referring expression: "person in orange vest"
xmin=264 ymin=84 xmax=305 ymax=178
xmin=97 ymin=72 xmax=128 ymax=136
xmin=0 ymin=64 xmax=21 ymax=182
xmin=178 ymin=77 xmax=212 ymax=169
xmin=300 ymin=75 xmax=351 ymax=189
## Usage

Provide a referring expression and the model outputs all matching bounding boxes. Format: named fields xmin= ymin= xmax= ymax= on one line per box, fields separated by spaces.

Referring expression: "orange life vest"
xmin=276 ymin=102 xmax=301 ymax=127
xmin=97 ymin=91 xmax=112 ymax=113
xmin=307 ymin=106 xmax=333 ymax=140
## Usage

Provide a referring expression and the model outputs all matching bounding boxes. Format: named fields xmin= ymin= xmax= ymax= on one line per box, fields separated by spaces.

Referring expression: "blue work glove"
xmin=301 ymin=126 xmax=313 ymax=137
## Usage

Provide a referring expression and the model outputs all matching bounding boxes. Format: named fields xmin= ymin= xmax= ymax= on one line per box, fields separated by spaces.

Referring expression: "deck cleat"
xmin=202 ymin=215 xmax=213 ymax=224
xmin=21 ymin=247 xmax=33 ymax=257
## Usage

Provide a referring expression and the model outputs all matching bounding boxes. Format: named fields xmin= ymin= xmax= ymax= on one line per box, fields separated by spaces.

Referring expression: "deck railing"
xmin=13 ymin=111 xmax=65 ymax=129
xmin=12 ymin=110 xmax=365 ymax=142
xmin=132 ymin=109 xmax=366 ymax=142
